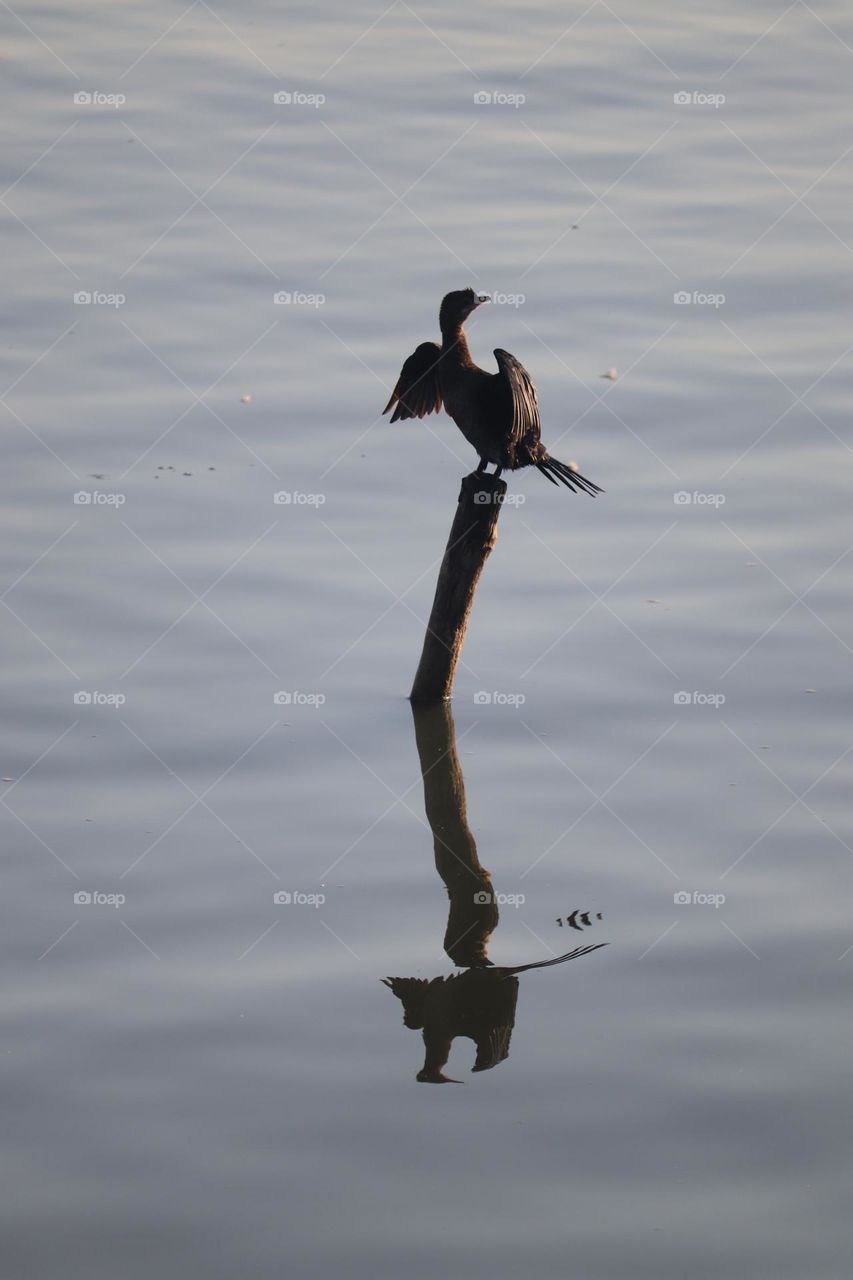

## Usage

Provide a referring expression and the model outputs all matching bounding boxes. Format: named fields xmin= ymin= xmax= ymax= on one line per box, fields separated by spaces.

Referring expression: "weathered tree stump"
xmin=409 ymin=471 xmax=507 ymax=705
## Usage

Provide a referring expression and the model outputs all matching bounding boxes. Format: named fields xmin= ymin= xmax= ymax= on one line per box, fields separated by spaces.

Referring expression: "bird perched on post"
xmin=383 ymin=288 xmax=603 ymax=495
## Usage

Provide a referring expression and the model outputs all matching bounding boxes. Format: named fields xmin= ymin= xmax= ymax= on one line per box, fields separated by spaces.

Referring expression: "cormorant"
xmin=383 ymin=288 xmax=603 ymax=495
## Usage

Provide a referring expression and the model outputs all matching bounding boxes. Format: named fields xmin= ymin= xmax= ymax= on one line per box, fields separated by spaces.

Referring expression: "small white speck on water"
xmin=240 ymin=394 xmax=252 ymax=404
xmin=806 ymin=688 xmax=817 ymax=693
xmin=600 ymin=367 xmax=617 ymax=380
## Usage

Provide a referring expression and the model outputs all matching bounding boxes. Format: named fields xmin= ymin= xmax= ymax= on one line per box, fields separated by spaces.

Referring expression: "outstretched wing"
xmin=493 ymin=347 xmax=541 ymax=448
xmin=383 ymin=341 xmax=443 ymax=423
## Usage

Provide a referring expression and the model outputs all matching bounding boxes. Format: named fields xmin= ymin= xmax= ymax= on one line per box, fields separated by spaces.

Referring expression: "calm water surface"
xmin=2 ymin=2 xmax=853 ymax=1276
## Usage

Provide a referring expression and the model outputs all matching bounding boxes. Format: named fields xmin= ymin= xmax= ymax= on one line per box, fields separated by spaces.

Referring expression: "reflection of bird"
xmin=383 ymin=944 xmax=607 ymax=1083
xmin=383 ymin=288 xmax=603 ymax=495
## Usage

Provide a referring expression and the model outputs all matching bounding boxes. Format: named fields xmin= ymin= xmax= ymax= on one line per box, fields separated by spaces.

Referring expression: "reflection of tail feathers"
xmin=499 ymin=942 xmax=607 ymax=975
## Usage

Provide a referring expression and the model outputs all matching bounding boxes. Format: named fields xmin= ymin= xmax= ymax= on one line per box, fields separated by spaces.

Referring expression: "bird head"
xmin=439 ymin=288 xmax=490 ymax=331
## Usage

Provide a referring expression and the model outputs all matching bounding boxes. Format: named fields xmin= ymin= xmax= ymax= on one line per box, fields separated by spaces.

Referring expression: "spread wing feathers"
xmin=493 ymin=347 xmax=541 ymax=446
xmin=383 ymin=342 xmax=443 ymax=422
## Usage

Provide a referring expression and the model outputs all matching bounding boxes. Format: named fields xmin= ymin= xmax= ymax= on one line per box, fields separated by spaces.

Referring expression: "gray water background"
xmin=2 ymin=2 xmax=853 ymax=1276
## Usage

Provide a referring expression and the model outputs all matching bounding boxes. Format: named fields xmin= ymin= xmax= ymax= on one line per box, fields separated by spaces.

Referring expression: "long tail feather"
xmin=502 ymin=942 xmax=608 ymax=975
xmin=537 ymin=456 xmax=603 ymax=496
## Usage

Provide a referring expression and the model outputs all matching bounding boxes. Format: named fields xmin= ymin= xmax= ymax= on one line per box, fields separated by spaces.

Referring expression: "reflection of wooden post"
xmin=410 ymin=471 xmax=507 ymax=705
xmin=411 ymin=702 xmax=498 ymax=967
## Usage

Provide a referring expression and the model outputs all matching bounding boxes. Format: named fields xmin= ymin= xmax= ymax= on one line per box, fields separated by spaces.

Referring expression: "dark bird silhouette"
xmin=383 ymin=288 xmax=603 ymax=495
xmin=383 ymin=944 xmax=607 ymax=1083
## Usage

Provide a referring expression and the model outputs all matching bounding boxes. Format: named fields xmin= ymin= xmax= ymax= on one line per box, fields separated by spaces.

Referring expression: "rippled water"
xmin=3 ymin=2 xmax=853 ymax=1276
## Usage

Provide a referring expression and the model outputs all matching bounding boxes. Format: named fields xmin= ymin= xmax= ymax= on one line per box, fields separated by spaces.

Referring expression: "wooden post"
xmin=409 ymin=470 xmax=507 ymax=705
